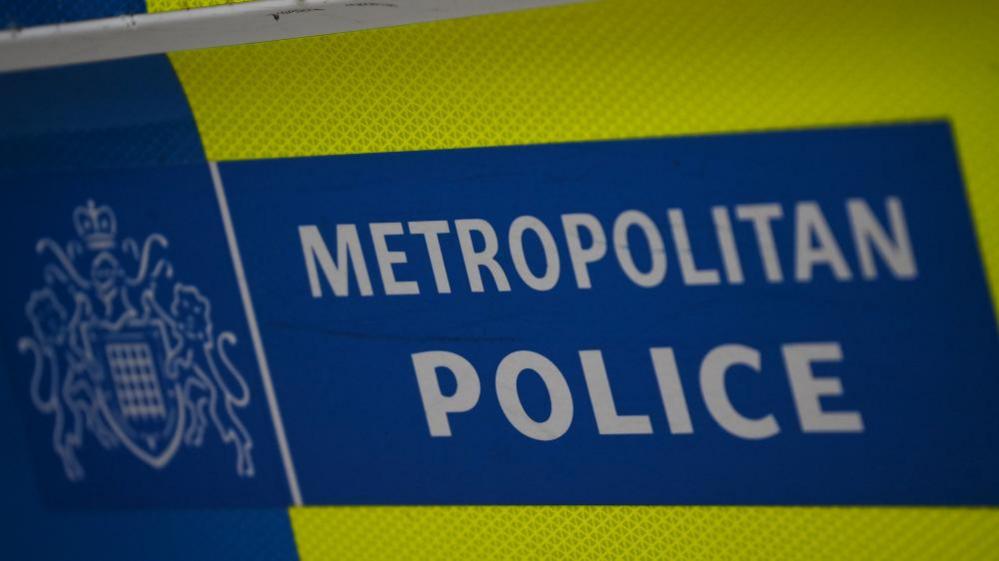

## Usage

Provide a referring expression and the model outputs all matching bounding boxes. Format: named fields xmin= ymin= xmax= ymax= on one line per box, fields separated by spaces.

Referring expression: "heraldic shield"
xmin=84 ymin=318 xmax=185 ymax=469
xmin=18 ymin=199 xmax=256 ymax=482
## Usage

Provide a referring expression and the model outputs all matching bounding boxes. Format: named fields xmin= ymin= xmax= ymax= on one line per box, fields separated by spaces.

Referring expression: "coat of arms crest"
xmin=17 ymin=200 xmax=255 ymax=481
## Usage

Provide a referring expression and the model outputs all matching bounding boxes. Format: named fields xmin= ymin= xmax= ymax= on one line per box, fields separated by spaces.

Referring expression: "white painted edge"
xmin=0 ymin=0 xmax=580 ymax=73
xmin=210 ymin=161 xmax=304 ymax=507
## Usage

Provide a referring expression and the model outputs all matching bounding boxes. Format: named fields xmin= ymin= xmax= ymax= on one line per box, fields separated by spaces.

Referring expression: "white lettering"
xmin=412 ymin=351 xmax=481 ymax=437
xmin=735 ymin=204 xmax=784 ymax=283
xmin=455 ymin=219 xmax=512 ymax=293
xmin=496 ymin=351 xmax=574 ymax=441
xmin=712 ymin=206 xmax=744 ymax=284
xmin=561 ymin=213 xmax=607 ymax=289
xmin=782 ymin=342 xmax=864 ymax=433
xmin=847 ymin=197 xmax=917 ymax=280
xmin=579 ymin=350 xmax=653 ymax=435
xmin=509 ymin=216 xmax=561 ymax=291
xmin=370 ymin=222 xmax=420 ymax=295
xmin=613 ymin=210 xmax=667 ymax=288
xmin=794 ymin=202 xmax=852 ymax=281
xmin=700 ymin=344 xmax=780 ymax=440
xmin=298 ymin=224 xmax=373 ymax=297
xmin=408 ymin=220 xmax=453 ymax=293
xmin=669 ymin=208 xmax=721 ymax=286
xmin=649 ymin=347 xmax=694 ymax=434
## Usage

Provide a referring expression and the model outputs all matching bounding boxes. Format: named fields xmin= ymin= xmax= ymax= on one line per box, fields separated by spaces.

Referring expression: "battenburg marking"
xmin=5 ymin=123 xmax=998 ymax=507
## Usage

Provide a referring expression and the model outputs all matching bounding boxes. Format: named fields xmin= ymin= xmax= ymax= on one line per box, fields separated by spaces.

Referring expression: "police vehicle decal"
xmin=18 ymin=200 xmax=255 ymax=480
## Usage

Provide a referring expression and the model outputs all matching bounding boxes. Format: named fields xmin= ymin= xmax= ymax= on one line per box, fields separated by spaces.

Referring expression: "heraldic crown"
xmin=17 ymin=200 xmax=256 ymax=482
xmin=73 ymin=199 xmax=117 ymax=251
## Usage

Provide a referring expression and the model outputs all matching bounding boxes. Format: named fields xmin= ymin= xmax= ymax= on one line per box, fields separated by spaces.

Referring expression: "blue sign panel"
xmin=3 ymin=122 xmax=998 ymax=507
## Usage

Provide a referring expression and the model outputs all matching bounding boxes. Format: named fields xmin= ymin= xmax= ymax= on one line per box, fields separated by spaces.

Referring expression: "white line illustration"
xmin=18 ymin=199 xmax=255 ymax=480
xmin=210 ymin=162 xmax=303 ymax=505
